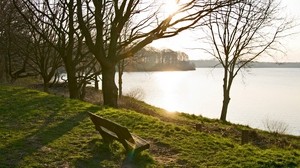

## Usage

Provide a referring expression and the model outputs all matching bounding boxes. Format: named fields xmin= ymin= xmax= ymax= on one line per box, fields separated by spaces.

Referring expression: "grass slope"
xmin=0 ymin=85 xmax=299 ymax=167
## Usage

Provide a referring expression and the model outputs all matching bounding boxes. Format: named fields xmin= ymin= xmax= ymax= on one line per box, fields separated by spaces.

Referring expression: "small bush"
xmin=263 ymin=119 xmax=289 ymax=135
xmin=125 ymin=88 xmax=145 ymax=101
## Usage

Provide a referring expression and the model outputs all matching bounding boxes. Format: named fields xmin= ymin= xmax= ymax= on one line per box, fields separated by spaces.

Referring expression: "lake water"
xmin=120 ymin=68 xmax=300 ymax=136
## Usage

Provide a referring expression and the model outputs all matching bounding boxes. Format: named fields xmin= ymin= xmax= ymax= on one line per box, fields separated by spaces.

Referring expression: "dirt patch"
xmin=148 ymin=140 xmax=178 ymax=166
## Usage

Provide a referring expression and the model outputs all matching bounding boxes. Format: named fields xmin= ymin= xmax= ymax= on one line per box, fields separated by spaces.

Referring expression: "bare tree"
xmin=0 ymin=0 xmax=11 ymax=82
xmin=13 ymin=0 xmax=99 ymax=99
xmin=202 ymin=0 xmax=292 ymax=121
xmin=13 ymin=0 xmax=79 ymax=97
xmin=26 ymin=27 xmax=62 ymax=92
xmin=77 ymin=0 xmax=240 ymax=107
xmin=0 ymin=0 xmax=34 ymax=83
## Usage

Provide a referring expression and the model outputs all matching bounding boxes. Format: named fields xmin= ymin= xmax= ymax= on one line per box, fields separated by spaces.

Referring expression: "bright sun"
xmin=161 ymin=1 xmax=180 ymax=16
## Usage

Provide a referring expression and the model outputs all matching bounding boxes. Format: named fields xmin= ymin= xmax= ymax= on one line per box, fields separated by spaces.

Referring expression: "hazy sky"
xmin=150 ymin=0 xmax=300 ymax=62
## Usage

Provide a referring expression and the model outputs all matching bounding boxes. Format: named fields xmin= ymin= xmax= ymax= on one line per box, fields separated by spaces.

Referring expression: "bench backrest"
xmin=88 ymin=112 xmax=135 ymax=144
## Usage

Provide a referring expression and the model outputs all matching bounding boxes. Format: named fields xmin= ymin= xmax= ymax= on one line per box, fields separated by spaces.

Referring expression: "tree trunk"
xmin=220 ymin=70 xmax=231 ymax=122
xmin=66 ymin=0 xmax=79 ymax=99
xmin=118 ymin=61 xmax=124 ymax=98
xmin=102 ymin=64 xmax=118 ymax=107
xmin=0 ymin=55 xmax=5 ymax=83
xmin=94 ymin=73 xmax=99 ymax=90
xmin=220 ymin=70 xmax=234 ymax=121
xmin=118 ymin=71 xmax=123 ymax=98
xmin=220 ymin=90 xmax=230 ymax=121
xmin=67 ymin=74 xmax=79 ymax=99
xmin=65 ymin=63 xmax=80 ymax=99
xmin=79 ymin=82 xmax=87 ymax=100
xmin=43 ymin=78 xmax=49 ymax=93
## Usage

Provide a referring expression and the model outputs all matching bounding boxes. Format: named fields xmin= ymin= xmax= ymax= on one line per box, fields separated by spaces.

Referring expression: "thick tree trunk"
xmin=67 ymin=73 xmax=79 ymax=99
xmin=102 ymin=64 xmax=118 ymax=107
xmin=65 ymin=63 xmax=80 ymax=99
xmin=43 ymin=78 xmax=49 ymax=93
xmin=65 ymin=0 xmax=79 ymax=99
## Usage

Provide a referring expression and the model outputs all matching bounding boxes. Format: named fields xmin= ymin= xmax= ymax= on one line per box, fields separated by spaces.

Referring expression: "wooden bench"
xmin=88 ymin=112 xmax=150 ymax=154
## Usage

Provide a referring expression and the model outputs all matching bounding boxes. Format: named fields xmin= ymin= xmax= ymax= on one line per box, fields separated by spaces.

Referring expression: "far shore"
xmin=191 ymin=60 xmax=300 ymax=68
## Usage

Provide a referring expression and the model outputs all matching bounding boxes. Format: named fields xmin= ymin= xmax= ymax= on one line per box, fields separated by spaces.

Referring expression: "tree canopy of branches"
xmin=13 ymin=0 xmax=241 ymax=106
xmin=202 ymin=0 xmax=291 ymax=121
xmin=77 ymin=0 xmax=241 ymax=107
xmin=26 ymin=28 xmax=62 ymax=92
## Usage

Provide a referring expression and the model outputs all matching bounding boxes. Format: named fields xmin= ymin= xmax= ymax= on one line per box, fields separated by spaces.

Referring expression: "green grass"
xmin=0 ymin=85 xmax=300 ymax=167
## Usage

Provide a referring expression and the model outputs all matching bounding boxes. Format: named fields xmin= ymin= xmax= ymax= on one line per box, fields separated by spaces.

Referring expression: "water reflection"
xmin=152 ymin=71 xmax=188 ymax=112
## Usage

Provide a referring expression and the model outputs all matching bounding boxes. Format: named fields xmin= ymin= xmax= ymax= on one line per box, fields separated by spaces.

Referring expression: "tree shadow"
xmin=0 ymin=87 xmax=154 ymax=167
xmin=74 ymin=139 xmax=154 ymax=168
xmin=121 ymin=151 xmax=155 ymax=168
xmin=0 ymin=100 xmax=99 ymax=167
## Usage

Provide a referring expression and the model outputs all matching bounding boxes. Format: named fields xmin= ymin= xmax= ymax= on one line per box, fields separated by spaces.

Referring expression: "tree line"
xmin=124 ymin=47 xmax=195 ymax=71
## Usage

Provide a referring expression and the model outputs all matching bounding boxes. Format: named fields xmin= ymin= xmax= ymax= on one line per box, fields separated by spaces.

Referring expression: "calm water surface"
xmin=120 ymin=68 xmax=300 ymax=136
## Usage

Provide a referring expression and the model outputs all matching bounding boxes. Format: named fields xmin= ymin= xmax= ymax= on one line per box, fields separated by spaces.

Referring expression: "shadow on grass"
xmin=121 ymin=151 xmax=155 ymax=168
xmin=0 ymin=86 xmax=154 ymax=167
xmin=74 ymin=139 xmax=120 ymax=167
xmin=0 ymin=109 xmax=93 ymax=167
xmin=0 ymin=86 xmax=100 ymax=167
xmin=74 ymin=139 xmax=154 ymax=168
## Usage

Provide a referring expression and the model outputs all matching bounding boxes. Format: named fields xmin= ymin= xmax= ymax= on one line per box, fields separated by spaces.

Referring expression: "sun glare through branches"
xmin=161 ymin=0 xmax=180 ymax=16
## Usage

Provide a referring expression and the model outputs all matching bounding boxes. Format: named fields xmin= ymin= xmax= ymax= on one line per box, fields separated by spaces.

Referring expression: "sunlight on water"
xmin=153 ymin=72 xmax=183 ymax=112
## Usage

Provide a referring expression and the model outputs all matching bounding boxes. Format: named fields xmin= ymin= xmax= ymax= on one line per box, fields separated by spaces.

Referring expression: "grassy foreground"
xmin=0 ymin=85 xmax=300 ymax=167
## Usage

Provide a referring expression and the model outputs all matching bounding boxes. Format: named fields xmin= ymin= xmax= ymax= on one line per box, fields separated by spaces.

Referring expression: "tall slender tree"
xmin=202 ymin=0 xmax=291 ymax=121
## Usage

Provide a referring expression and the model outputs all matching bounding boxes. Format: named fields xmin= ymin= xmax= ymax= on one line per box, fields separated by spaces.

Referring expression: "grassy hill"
xmin=0 ymin=85 xmax=299 ymax=167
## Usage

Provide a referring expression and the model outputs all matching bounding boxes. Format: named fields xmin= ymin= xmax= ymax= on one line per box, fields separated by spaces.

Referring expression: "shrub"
xmin=125 ymin=88 xmax=145 ymax=101
xmin=263 ymin=119 xmax=289 ymax=135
